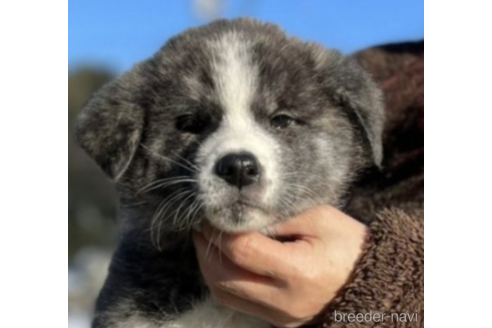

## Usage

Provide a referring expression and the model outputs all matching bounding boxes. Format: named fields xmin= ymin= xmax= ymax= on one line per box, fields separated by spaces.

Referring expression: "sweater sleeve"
xmin=317 ymin=209 xmax=424 ymax=328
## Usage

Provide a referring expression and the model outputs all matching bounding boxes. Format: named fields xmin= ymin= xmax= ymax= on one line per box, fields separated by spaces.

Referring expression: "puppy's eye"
xmin=270 ymin=114 xmax=294 ymax=129
xmin=175 ymin=114 xmax=208 ymax=134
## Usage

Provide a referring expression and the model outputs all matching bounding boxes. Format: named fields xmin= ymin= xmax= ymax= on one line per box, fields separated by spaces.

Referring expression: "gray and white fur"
xmin=76 ymin=18 xmax=384 ymax=328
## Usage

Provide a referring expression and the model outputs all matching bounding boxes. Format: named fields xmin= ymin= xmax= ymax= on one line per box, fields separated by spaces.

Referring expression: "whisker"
xmin=285 ymin=183 xmax=322 ymax=203
xmin=155 ymin=190 xmax=193 ymax=247
xmin=172 ymin=192 xmax=196 ymax=227
xmin=216 ymin=230 xmax=224 ymax=264
xmin=150 ymin=197 xmax=173 ymax=251
xmin=182 ymin=199 xmax=205 ymax=232
xmin=138 ymin=176 xmax=195 ymax=193
xmin=140 ymin=179 xmax=198 ymax=194
xmin=140 ymin=144 xmax=196 ymax=173
xmin=205 ymin=228 xmax=218 ymax=260
xmin=181 ymin=194 xmax=203 ymax=230
xmin=150 ymin=189 xmax=192 ymax=251
xmin=172 ymin=152 xmax=200 ymax=172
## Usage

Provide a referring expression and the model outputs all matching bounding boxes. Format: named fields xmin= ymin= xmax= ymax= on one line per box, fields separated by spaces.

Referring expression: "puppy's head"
xmin=77 ymin=19 xmax=384 ymax=234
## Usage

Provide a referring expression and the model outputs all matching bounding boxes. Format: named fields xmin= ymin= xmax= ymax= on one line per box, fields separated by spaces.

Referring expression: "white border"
xmin=1 ymin=1 xmax=67 ymax=326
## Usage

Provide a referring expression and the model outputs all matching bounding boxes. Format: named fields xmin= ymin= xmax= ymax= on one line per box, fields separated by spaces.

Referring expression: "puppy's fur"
xmin=77 ymin=18 xmax=384 ymax=328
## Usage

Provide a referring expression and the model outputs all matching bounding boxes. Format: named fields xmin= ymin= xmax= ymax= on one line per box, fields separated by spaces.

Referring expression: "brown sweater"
xmin=318 ymin=41 xmax=424 ymax=328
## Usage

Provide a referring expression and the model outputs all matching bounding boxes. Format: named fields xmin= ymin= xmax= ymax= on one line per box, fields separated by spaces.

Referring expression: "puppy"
xmin=77 ymin=18 xmax=384 ymax=328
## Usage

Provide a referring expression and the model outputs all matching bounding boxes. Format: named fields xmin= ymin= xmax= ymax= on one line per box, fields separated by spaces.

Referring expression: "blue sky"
xmin=69 ymin=0 xmax=423 ymax=73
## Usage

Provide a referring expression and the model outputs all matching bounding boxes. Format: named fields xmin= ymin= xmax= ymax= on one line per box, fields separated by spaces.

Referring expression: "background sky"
xmin=69 ymin=0 xmax=423 ymax=73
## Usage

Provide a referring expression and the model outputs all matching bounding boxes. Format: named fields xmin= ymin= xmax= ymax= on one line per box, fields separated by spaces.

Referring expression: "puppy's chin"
xmin=205 ymin=203 xmax=277 ymax=233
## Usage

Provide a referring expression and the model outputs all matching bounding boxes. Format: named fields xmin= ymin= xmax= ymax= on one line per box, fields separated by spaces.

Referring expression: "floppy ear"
xmin=76 ymin=78 xmax=145 ymax=181
xmin=310 ymin=45 xmax=385 ymax=167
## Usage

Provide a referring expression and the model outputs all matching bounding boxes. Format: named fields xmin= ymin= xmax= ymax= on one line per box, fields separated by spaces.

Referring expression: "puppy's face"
xmin=77 ymin=19 xmax=384 ymax=234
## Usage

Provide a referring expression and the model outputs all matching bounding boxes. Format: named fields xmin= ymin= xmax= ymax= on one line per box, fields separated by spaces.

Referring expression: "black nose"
xmin=215 ymin=152 xmax=260 ymax=188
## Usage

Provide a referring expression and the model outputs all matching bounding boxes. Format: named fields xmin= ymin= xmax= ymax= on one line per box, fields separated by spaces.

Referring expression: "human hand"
xmin=192 ymin=205 xmax=368 ymax=328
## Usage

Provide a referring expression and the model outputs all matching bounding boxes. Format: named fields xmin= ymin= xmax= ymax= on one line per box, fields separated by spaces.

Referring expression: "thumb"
xmin=268 ymin=205 xmax=342 ymax=239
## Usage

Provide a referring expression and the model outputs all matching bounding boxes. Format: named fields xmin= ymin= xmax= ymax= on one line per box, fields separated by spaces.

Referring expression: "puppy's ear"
xmin=76 ymin=78 xmax=144 ymax=181
xmin=310 ymin=45 xmax=385 ymax=167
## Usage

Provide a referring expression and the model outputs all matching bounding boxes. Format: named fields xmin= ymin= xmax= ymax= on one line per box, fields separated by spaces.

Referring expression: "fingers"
xmin=268 ymin=205 xmax=339 ymax=237
xmin=193 ymin=231 xmax=279 ymax=302
xmin=193 ymin=231 xmax=267 ymax=283
xmin=190 ymin=205 xmax=365 ymax=328
xmin=199 ymin=224 xmax=306 ymax=278
xmin=195 ymin=205 xmax=351 ymax=278
xmin=271 ymin=205 xmax=366 ymax=241
xmin=193 ymin=234 xmax=308 ymax=328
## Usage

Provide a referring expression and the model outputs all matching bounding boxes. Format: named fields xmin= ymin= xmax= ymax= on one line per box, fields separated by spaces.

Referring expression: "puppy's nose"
xmin=215 ymin=152 xmax=260 ymax=188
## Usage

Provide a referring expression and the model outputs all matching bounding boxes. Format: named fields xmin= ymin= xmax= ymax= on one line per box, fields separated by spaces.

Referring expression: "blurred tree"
xmin=68 ymin=68 xmax=118 ymax=262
